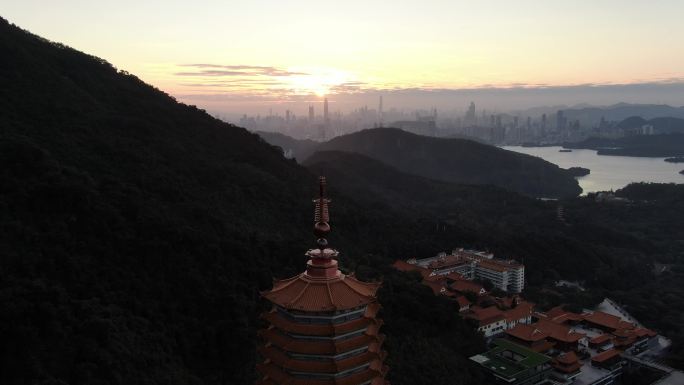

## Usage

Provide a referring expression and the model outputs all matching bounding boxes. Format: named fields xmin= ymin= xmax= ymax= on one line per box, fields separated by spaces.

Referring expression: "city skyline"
xmin=4 ymin=1 xmax=684 ymax=114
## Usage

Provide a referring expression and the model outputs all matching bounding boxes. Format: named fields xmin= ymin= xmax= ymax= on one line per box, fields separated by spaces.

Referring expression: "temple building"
xmin=256 ymin=177 xmax=389 ymax=385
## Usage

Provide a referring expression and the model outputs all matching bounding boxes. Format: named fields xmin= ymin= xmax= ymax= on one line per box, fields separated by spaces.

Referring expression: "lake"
xmin=503 ymin=146 xmax=684 ymax=194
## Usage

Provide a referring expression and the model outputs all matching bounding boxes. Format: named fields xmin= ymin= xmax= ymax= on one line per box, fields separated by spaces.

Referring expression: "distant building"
xmin=464 ymin=101 xmax=477 ymax=126
xmin=409 ymin=249 xmax=525 ymax=293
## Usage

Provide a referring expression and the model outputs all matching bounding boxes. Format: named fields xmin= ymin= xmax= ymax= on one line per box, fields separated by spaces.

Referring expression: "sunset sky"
xmin=4 ymin=1 xmax=684 ymax=114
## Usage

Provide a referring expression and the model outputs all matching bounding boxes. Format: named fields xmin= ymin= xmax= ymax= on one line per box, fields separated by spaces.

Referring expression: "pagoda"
xmin=256 ymin=177 xmax=389 ymax=385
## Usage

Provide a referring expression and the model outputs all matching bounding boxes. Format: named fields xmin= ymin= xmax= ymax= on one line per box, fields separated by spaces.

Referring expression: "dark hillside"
xmin=256 ymin=131 xmax=319 ymax=160
xmin=0 ymin=18 xmax=491 ymax=385
xmin=312 ymin=127 xmax=581 ymax=198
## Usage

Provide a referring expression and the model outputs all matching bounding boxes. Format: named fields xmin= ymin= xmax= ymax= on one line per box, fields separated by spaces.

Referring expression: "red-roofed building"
xmin=534 ymin=319 xmax=586 ymax=352
xmin=503 ymin=301 xmax=535 ymax=329
xmin=257 ymin=178 xmax=388 ymax=385
xmin=450 ymin=280 xmax=486 ymax=296
xmin=456 ymin=296 xmax=471 ymax=313
xmin=466 ymin=306 xmax=507 ymax=337
xmin=423 ymin=279 xmax=447 ymax=296
xmin=392 ymin=260 xmax=426 ymax=274
xmin=506 ymin=324 xmax=555 ymax=352
xmin=551 ymin=351 xmax=582 ymax=383
xmin=544 ymin=306 xmax=584 ymax=325
xmin=591 ymin=349 xmax=623 ymax=370
xmin=589 ymin=334 xmax=614 ymax=351
xmin=582 ymin=311 xmax=635 ymax=332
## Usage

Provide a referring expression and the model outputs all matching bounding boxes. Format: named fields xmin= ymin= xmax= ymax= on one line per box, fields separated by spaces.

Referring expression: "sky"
xmin=3 ymin=0 xmax=684 ymax=115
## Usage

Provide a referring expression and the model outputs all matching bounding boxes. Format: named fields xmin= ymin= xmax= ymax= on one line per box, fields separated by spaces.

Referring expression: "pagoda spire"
xmin=313 ymin=176 xmax=331 ymax=249
xmin=306 ymin=176 xmax=339 ymax=278
xmin=257 ymin=176 xmax=389 ymax=385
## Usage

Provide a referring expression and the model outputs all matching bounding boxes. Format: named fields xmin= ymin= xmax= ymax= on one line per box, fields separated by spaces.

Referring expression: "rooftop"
xmin=503 ymin=301 xmax=535 ymax=322
xmin=263 ymin=272 xmax=380 ymax=312
xmin=591 ymin=348 xmax=621 ymax=364
xmin=506 ymin=323 xmax=549 ymax=342
xmin=467 ymin=306 xmax=505 ymax=326
xmin=470 ymin=339 xmax=551 ymax=379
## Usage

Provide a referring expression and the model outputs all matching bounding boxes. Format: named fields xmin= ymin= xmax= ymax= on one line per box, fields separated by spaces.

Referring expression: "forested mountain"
xmin=2 ymin=16 xmax=684 ymax=385
xmin=0 ymin=17 xmax=491 ymax=385
xmin=566 ymin=134 xmax=684 ymax=156
xmin=311 ymin=127 xmax=581 ymax=198
xmin=255 ymin=131 xmax=318 ymax=160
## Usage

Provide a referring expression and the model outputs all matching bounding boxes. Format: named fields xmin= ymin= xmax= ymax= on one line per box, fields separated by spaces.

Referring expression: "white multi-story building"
xmin=409 ymin=248 xmax=525 ymax=293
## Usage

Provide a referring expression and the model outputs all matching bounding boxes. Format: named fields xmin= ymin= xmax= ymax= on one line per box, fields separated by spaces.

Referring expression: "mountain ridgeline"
xmin=4 ymin=15 xmax=684 ymax=385
xmin=0 ymin=17 xmax=491 ymax=385
xmin=299 ymin=127 xmax=581 ymax=198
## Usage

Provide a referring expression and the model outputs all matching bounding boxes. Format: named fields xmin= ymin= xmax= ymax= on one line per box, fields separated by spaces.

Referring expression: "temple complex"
xmin=256 ymin=177 xmax=389 ymax=385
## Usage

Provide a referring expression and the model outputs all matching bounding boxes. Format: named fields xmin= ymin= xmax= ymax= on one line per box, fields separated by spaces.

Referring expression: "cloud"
xmin=176 ymin=63 xmax=308 ymax=77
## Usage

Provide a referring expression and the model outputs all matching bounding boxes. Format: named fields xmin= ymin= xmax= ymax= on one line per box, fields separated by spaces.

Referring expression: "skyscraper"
xmin=323 ymin=97 xmax=329 ymax=125
xmin=308 ymin=105 xmax=314 ymax=122
xmin=465 ymin=101 xmax=477 ymax=126
xmin=256 ymin=177 xmax=389 ymax=385
xmin=378 ymin=95 xmax=384 ymax=127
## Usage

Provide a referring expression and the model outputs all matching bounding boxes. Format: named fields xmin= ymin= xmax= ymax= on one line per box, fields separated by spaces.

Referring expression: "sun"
xmin=286 ymin=68 xmax=351 ymax=97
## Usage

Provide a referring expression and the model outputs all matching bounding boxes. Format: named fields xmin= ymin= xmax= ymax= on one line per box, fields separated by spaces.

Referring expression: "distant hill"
xmin=255 ymin=130 xmax=319 ymax=160
xmin=566 ymin=134 xmax=684 ymax=157
xmin=311 ymin=127 xmax=581 ymax=198
xmin=563 ymin=103 xmax=684 ymax=126
xmin=614 ymin=116 xmax=684 ymax=134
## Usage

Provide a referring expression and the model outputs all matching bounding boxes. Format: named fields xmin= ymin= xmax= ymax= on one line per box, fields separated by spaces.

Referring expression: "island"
xmin=566 ymin=167 xmax=591 ymax=177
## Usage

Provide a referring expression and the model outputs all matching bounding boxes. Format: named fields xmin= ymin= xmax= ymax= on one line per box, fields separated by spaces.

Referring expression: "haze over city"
xmin=4 ymin=2 xmax=684 ymax=385
xmin=4 ymin=0 xmax=684 ymax=116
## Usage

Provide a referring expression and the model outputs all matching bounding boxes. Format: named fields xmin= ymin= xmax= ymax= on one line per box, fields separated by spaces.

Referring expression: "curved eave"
xmin=261 ymin=306 xmax=382 ymax=337
xmin=258 ymin=345 xmax=387 ymax=373
xmin=259 ymin=327 xmax=386 ymax=355
xmin=262 ymin=272 xmax=381 ymax=312
xmin=256 ymin=360 xmax=388 ymax=385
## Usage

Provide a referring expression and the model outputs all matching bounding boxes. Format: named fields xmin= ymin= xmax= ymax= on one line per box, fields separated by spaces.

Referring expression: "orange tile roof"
xmin=261 ymin=305 xmax=380 ymax=336
xmin=543 ymin=306 xmax=584 ymax=324
xmin=426 ymin=255 xmax=467 ymax=270
xmin=506 ymin=323 xmax=549 ymax=342
xmin=259 ymin=326 xmax=384 ymax=355
xmin=456 ymin=296 xmax=471 ymax=308
xmin=556 ymin=351 xmax=579 ymax=365
xmin=257 ymin=359 xmax=388 ymax=385
xmin=467 ymin=306 xmax=504 ymax=326
xmin=422 ymin=280 xmax=447 ymax=296
xmin=422 ymin=272 xmax=447 ymax=282
xmin=591 ymin=348 xmax=621 ymax=363
xmin=476 ymin=258 xmax=522 ymax=272
xmin=534 ymin=319 xmax=585 ymax=343
xmin=446 ymin=272 xmax=466 ymax=281
xmin=503 ymin=302 xmax=535 ymax=322
xmin=553 ymin=351 xmax=581 ymax=373
xmin=590 ymin=334 xmax=612 ymax=345
xmin=583 ymin=311 xmax=635 ymax=331
xmin=392 ymin=260 xmax=425 ymax=273
xmin=263 ymin=273 xmax=380 ymax=312
xmin=259 ymin=345 xmax=386 ymax=373
xmin=450 ymin=280 xmax=484 ymax=295
xmin=634 ymin=328 xmax=657 ymax=338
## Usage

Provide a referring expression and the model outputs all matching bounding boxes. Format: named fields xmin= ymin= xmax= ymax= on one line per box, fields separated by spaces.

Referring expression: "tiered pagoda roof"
xmin=256 ymin=177 xmax=389 ymax=385
xmin=263 ymin=272 xmax=380 ymax=312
